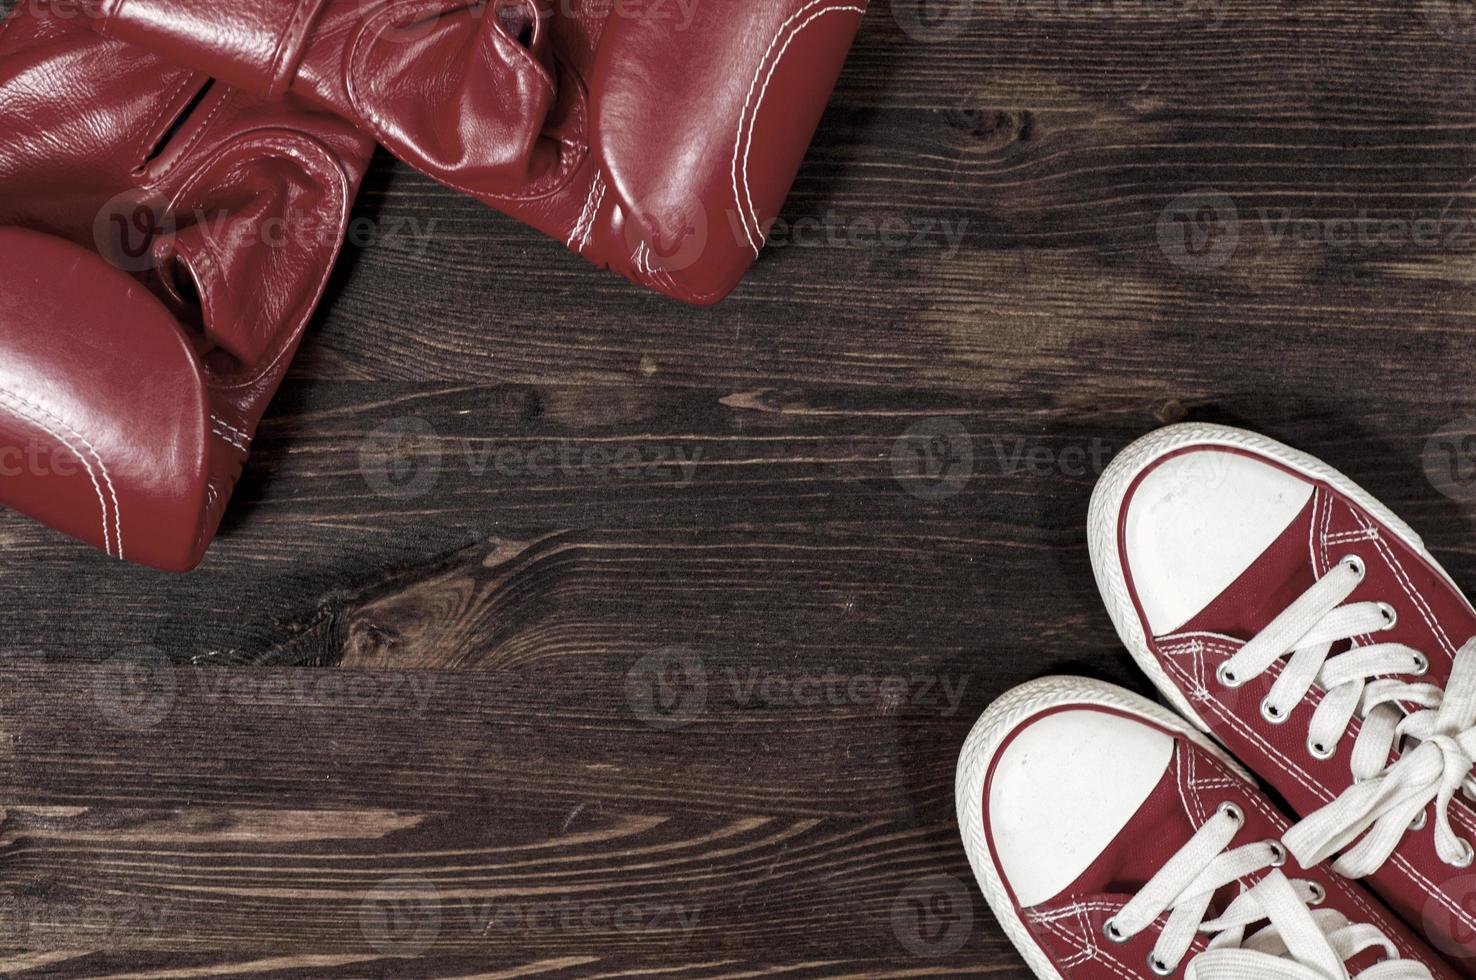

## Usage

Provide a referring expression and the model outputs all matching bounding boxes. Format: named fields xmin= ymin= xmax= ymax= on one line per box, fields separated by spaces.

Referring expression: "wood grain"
xmin=6 ymin=0 xmax=1476 ymax=974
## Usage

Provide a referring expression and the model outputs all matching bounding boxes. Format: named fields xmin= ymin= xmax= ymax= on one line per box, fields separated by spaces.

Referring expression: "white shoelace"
xmin=1211 ymin=554 xmax=1476 ymax=876
xmin=1106 ymin=802 xmax=1428 ymax=979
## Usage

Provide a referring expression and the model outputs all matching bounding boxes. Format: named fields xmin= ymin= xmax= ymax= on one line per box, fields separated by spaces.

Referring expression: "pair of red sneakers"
xmin=959 ymin=423 xmax=1476 ymax=978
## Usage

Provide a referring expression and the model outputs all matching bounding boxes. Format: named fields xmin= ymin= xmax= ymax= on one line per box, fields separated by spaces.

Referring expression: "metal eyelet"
xmin=1148 ymin=952 xmax=1176 ymax=976
xmin=1377 ymin=602 xmax=1398 ymax=629
xmin=1411 ymin=652 xmax=1429 ymax=676
xmin=1261 ymin=700 xmax=1288 ymax=724
xmin=1217 ymin=801 xmax=1245 ymax=826
xmin=1103 ymin=917 xmax=1128 ymax=943
xmin=1308 ymin=739 xmax=1336 ymax=760
xmin=1411 ymin=810 xmax=1428 ymax=832
xmin=1341 ymin=554 xmax=1366 ymax=579
xmin=1216 ymin=662 xmax=1243 ymax=688
xmin=1451 ymin=840 xmax=1475 ymax=869
xmin=1307 ymin=882 xmax=1326 ymax=905
xmin=1267 ymin=840 xmax=1287 ymax=867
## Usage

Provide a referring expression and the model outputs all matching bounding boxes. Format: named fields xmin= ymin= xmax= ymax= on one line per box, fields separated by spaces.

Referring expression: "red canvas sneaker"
xmin=1090 ymin=422 xmax=1476 ymax=968
xmin=957 ymin=676 xmax=1454 ymax=979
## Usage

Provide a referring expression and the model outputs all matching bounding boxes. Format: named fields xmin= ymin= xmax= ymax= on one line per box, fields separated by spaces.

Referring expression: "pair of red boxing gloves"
xmin=0 ymin=0 xmax=866 ymax=570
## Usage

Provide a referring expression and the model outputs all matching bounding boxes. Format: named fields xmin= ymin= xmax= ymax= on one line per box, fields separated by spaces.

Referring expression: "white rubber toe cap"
xmin=1124 ymin=449 xmax=1313 ymax=635
xmin=988 ymin=707 xmax=1174 ymax=908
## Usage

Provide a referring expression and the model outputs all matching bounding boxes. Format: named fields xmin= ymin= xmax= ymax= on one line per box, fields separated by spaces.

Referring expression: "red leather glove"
xmin=0 ymin=1 xmax=374 ymax=571
xmin=88 ymin=0 xmax=867 ymax=304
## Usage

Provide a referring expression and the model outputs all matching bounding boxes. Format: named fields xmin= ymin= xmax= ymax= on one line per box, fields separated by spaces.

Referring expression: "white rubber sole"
xmin=1086 ymin=421 xmax=1451 ymax=735
xmin=955 ymin=675 xmax=1254 ymax=980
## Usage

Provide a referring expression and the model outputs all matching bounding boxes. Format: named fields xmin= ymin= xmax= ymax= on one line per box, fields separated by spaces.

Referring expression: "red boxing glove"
xmin=0 ymin=1 xmax=373 ymax=571
xmin=88 ymin=0 xmax=867 ymax=304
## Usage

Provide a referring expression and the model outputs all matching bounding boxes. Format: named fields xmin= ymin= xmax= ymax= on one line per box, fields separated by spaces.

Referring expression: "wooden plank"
xmin=5 ymin=0 xmax=1476 ymax=973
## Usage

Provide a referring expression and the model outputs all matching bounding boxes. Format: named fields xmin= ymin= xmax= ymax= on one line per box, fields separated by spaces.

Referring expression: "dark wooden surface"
xmin=9 ymin=0 xmax=1476 ymax=975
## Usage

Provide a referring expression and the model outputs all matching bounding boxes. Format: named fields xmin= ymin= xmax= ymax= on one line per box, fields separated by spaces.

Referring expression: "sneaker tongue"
xmin=1178 ymin=494 xmax=1318 ymax=639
